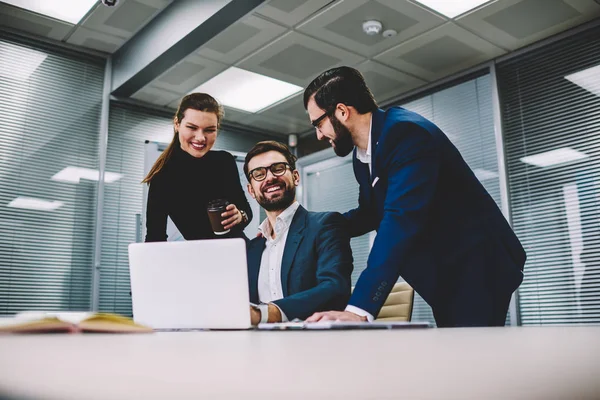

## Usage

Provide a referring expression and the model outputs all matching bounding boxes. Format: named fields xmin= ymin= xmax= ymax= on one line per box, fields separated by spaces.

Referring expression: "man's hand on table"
xmin=305 ymin=310 xmax=368 ymax=323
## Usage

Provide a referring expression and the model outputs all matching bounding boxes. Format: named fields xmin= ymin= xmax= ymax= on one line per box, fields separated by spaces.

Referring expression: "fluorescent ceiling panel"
xmin=1 ymin=0 xmax=98 ymax=24
xmin=412 ymin=0 xmax=491 ymax=18
xmin=8 ymin=196 xmax=63 ymax=211
xmin=0 ymin=42 xmax=47 ymax=81
xmin=565 ymin=65 xmax=600 ymax=97
xmin=192 ymin=67 xmax=303 ymax=113
xmin=51 ymin=167 xmax=123 ymax=183
xmin=520 ymin=148 xmax=589 ymax=168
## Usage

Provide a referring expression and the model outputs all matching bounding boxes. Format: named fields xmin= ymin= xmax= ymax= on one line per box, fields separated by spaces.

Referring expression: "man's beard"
xmin=257 ymin=181 xmax=296 ymax=212
xmin=330 ymin=114 xmax=354 ymax=157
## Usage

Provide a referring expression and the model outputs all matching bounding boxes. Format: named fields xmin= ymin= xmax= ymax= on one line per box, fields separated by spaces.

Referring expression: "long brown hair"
xmin=142 ymin=93 xmax=224 ymax=184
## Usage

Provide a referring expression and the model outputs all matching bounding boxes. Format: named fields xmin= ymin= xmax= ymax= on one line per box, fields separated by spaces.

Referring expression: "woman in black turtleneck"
xmin=143 ymin=93 xmax=252 ymax=242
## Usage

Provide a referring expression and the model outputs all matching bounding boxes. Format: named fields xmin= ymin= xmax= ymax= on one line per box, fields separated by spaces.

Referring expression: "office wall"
xmin=0 ymin=35 xmax=104 ymax=315
xmin=497 ymin=25 xmax=600 ymax=325
xmin=0 ymin=33 xmax=278 ymax=316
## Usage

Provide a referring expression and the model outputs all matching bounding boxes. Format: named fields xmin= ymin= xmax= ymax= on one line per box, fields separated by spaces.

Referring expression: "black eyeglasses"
xmin=248 ymin=162 xmax=291 ymax=181
xmin=311 ymin=110 xmax=330 ymax=129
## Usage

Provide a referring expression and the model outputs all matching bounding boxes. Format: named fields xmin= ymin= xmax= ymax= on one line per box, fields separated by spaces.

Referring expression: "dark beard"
xmin=257 ymin=184 xmax=296 ymax=212
xmin=330 ymin=114 xmax=354 ymax=157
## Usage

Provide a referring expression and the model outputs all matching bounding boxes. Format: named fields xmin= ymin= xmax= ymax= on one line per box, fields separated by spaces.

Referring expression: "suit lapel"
xmin=353 ymin=109 xmax=385 ymax=205
xmin=280 ymin=206 xmax=306 ymax=297
xmin=353 ymin=149 xmax=372 ymax=206
xmin=247 ymin=237 xmax=266 ymax=303
xmin=370 ymin=108 xmax=385 ymax=182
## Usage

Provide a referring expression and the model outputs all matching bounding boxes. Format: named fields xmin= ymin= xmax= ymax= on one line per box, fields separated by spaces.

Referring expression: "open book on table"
xmin=0 ymin=311 xmax=153 ymax=334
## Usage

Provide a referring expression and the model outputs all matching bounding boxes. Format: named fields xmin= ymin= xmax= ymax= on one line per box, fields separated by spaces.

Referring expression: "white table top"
xmin=0 ymin=327 xmax=599 ymax=400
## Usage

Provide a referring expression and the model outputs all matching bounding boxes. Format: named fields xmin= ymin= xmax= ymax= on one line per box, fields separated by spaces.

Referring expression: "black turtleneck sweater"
xmin=145 ymin=146 xmax=252 ymax=242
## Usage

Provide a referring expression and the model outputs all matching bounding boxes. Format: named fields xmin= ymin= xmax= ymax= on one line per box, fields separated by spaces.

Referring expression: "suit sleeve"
xmin=348 ymin=124 xmax=440 ymax=317
xmin=273 ymin=213 xmax=353 ymax=320
xmin=224 ymin=152 xmax=253 ymax=230
xmin=145 ymin=173 xmax=169 ymax=242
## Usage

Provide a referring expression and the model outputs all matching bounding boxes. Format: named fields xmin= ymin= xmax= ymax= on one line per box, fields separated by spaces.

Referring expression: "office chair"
xmin=375 ymin=282 xmax=415 ymax=322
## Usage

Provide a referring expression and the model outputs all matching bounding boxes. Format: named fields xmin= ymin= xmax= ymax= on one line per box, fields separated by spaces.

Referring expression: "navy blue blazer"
xmin=346 ymin=108 xmax=526 ymax=326
xmin=246 ymin=206 xmax=353 ymax=320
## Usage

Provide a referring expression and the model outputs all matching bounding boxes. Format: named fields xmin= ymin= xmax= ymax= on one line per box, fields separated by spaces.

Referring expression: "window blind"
xmin=0 ymin=35 xmax=104 ymax=315
xmin=497 ymin=25 xmax=600 ymax=325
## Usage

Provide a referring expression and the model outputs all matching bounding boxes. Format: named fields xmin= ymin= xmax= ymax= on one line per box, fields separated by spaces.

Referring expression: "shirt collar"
xmin=355 ymin=115 xmax=372 ymax=162
xmin=258 ymin=201 xmax=300 ymax=240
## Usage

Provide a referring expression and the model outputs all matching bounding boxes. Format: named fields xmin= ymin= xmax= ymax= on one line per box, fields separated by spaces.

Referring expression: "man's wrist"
xmin=239 ymin=209 xmax=248 ymax=224
xmin=267 ymin=303 xmax=282 ymax=323
xmin=345 ymin=305 xmax=374 ymax=322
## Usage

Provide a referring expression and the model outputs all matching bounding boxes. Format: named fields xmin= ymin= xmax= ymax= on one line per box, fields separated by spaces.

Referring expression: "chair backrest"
xmin=375 ymin=282 xmax=415 ymax=322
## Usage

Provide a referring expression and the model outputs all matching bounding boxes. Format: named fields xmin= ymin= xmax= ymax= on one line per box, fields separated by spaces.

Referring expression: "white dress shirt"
xmin=347 ymin=116 xmax=375 ymax=322
xmin=256 ymin=201 xmax=301 ymax=322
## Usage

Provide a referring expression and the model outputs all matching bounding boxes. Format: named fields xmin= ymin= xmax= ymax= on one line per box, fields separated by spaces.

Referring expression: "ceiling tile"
xmin=103 ymin=0 xmax=157 ymax=33
xmin=254 ymin=0 xmax=333 ymax=27
xmin=237 ymin=31 xmax=365 ymax=86
xmin=196 ymin=14 xmax=287 ymax=64
xmin=67 ymin=27 xmax=126 ymax=53
xmin=403 ymin=36 xmax=483 ymax=72
xmin=132 ymin=84 xmax=180 ymax=106
xmin=79 ymin=0 xmax=172 ymax=40
xmin=222 ymin=106 xmax=254 ymax=124
xmin=456 ymin=0 xmax=600 ymax=50
xmin=245 ymin=113 xmax=307 ymax=136
xmin=152 ymin=54 xmax=228 ymax=94
xmin=297 ymin=0 xmax=445 ymax=57
xmin=375 ymin=22 xmax=505 ymax=81
xmin=355 ymin=60 xmax=426 ymax=103
xmin=260 ymin=93 xmax=310 ymax=125
xmin=0 ymin=3 xmax=73 ymax=41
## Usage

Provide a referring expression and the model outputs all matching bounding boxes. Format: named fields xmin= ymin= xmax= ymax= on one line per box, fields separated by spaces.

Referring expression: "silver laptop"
xmin=128 ymin=238 xmax=251 ymax=330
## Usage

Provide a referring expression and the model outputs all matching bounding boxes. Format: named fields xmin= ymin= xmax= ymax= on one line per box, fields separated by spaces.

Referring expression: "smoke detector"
xmin=362 ymin=20 xmax=382 ymax=36
xmin=382 ymin=29 xmax=397 ymax=38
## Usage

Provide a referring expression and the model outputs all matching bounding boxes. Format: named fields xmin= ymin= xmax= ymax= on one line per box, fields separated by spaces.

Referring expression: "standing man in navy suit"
xmin=244 ymin=141 xmax=353 ymax=324
xmin=303 ymin=66 xmax=526 ymax=327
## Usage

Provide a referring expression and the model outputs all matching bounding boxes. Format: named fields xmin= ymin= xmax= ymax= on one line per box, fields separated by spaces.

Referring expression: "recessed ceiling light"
xmin=520 ymin=148 xmax=589 ymax=168
xmin=8 ymin=196 xmax=63 ymax=211
xmin=412 ymin=0 xmax=491 ymax=18
xmin=51 ymin=167 xmax=123 ymax=184
xmin=565 ymin=65 xmax=600 ymax=97
xmin=192 ymin=67 xmax=303 ymax=113
xmin=1 ymin=0 xmax=98 ymax=24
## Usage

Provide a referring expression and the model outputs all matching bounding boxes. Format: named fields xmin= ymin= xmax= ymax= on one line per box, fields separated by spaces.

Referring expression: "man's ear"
xmin=292 ymin=170 xmax=300 ymax=186
xmin=336 ymin=103 xmax=350 ymax=122
xmin=247 ymin=183 xmax=256 ymax=199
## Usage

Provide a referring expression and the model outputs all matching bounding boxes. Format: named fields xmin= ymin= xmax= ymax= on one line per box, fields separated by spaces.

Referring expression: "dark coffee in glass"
xmin=207 ymin=199 xmax=230 ymax=235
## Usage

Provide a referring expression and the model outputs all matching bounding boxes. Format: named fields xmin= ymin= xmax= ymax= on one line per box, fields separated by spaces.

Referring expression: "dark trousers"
xmin=431 ymin=238 xmax=520 ymax=328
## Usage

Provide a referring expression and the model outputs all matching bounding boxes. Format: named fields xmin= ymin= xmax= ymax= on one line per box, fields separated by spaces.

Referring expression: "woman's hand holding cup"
xmin=221 ymin=204 xmax=243 ymax=231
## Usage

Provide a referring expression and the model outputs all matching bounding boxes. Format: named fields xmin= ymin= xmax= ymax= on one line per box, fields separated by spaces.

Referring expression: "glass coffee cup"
xmin=207 ymin=199 xmax=230 ymax=235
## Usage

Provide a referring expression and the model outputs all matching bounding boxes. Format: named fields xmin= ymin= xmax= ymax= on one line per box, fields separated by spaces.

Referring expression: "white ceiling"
xmin=1 ymin=0 xmax=599 ymax=138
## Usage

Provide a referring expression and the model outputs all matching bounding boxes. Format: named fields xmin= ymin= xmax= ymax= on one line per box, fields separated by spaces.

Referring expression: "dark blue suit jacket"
xmin=346 ymin=108 xmax=526 ymax=326
xmin=247 ymin=206 xmax=353 ymax=320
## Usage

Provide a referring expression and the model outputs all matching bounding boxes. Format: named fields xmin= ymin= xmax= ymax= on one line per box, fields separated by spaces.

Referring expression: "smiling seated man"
xmin=244 ymin=141 xmax=353 ymax=324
